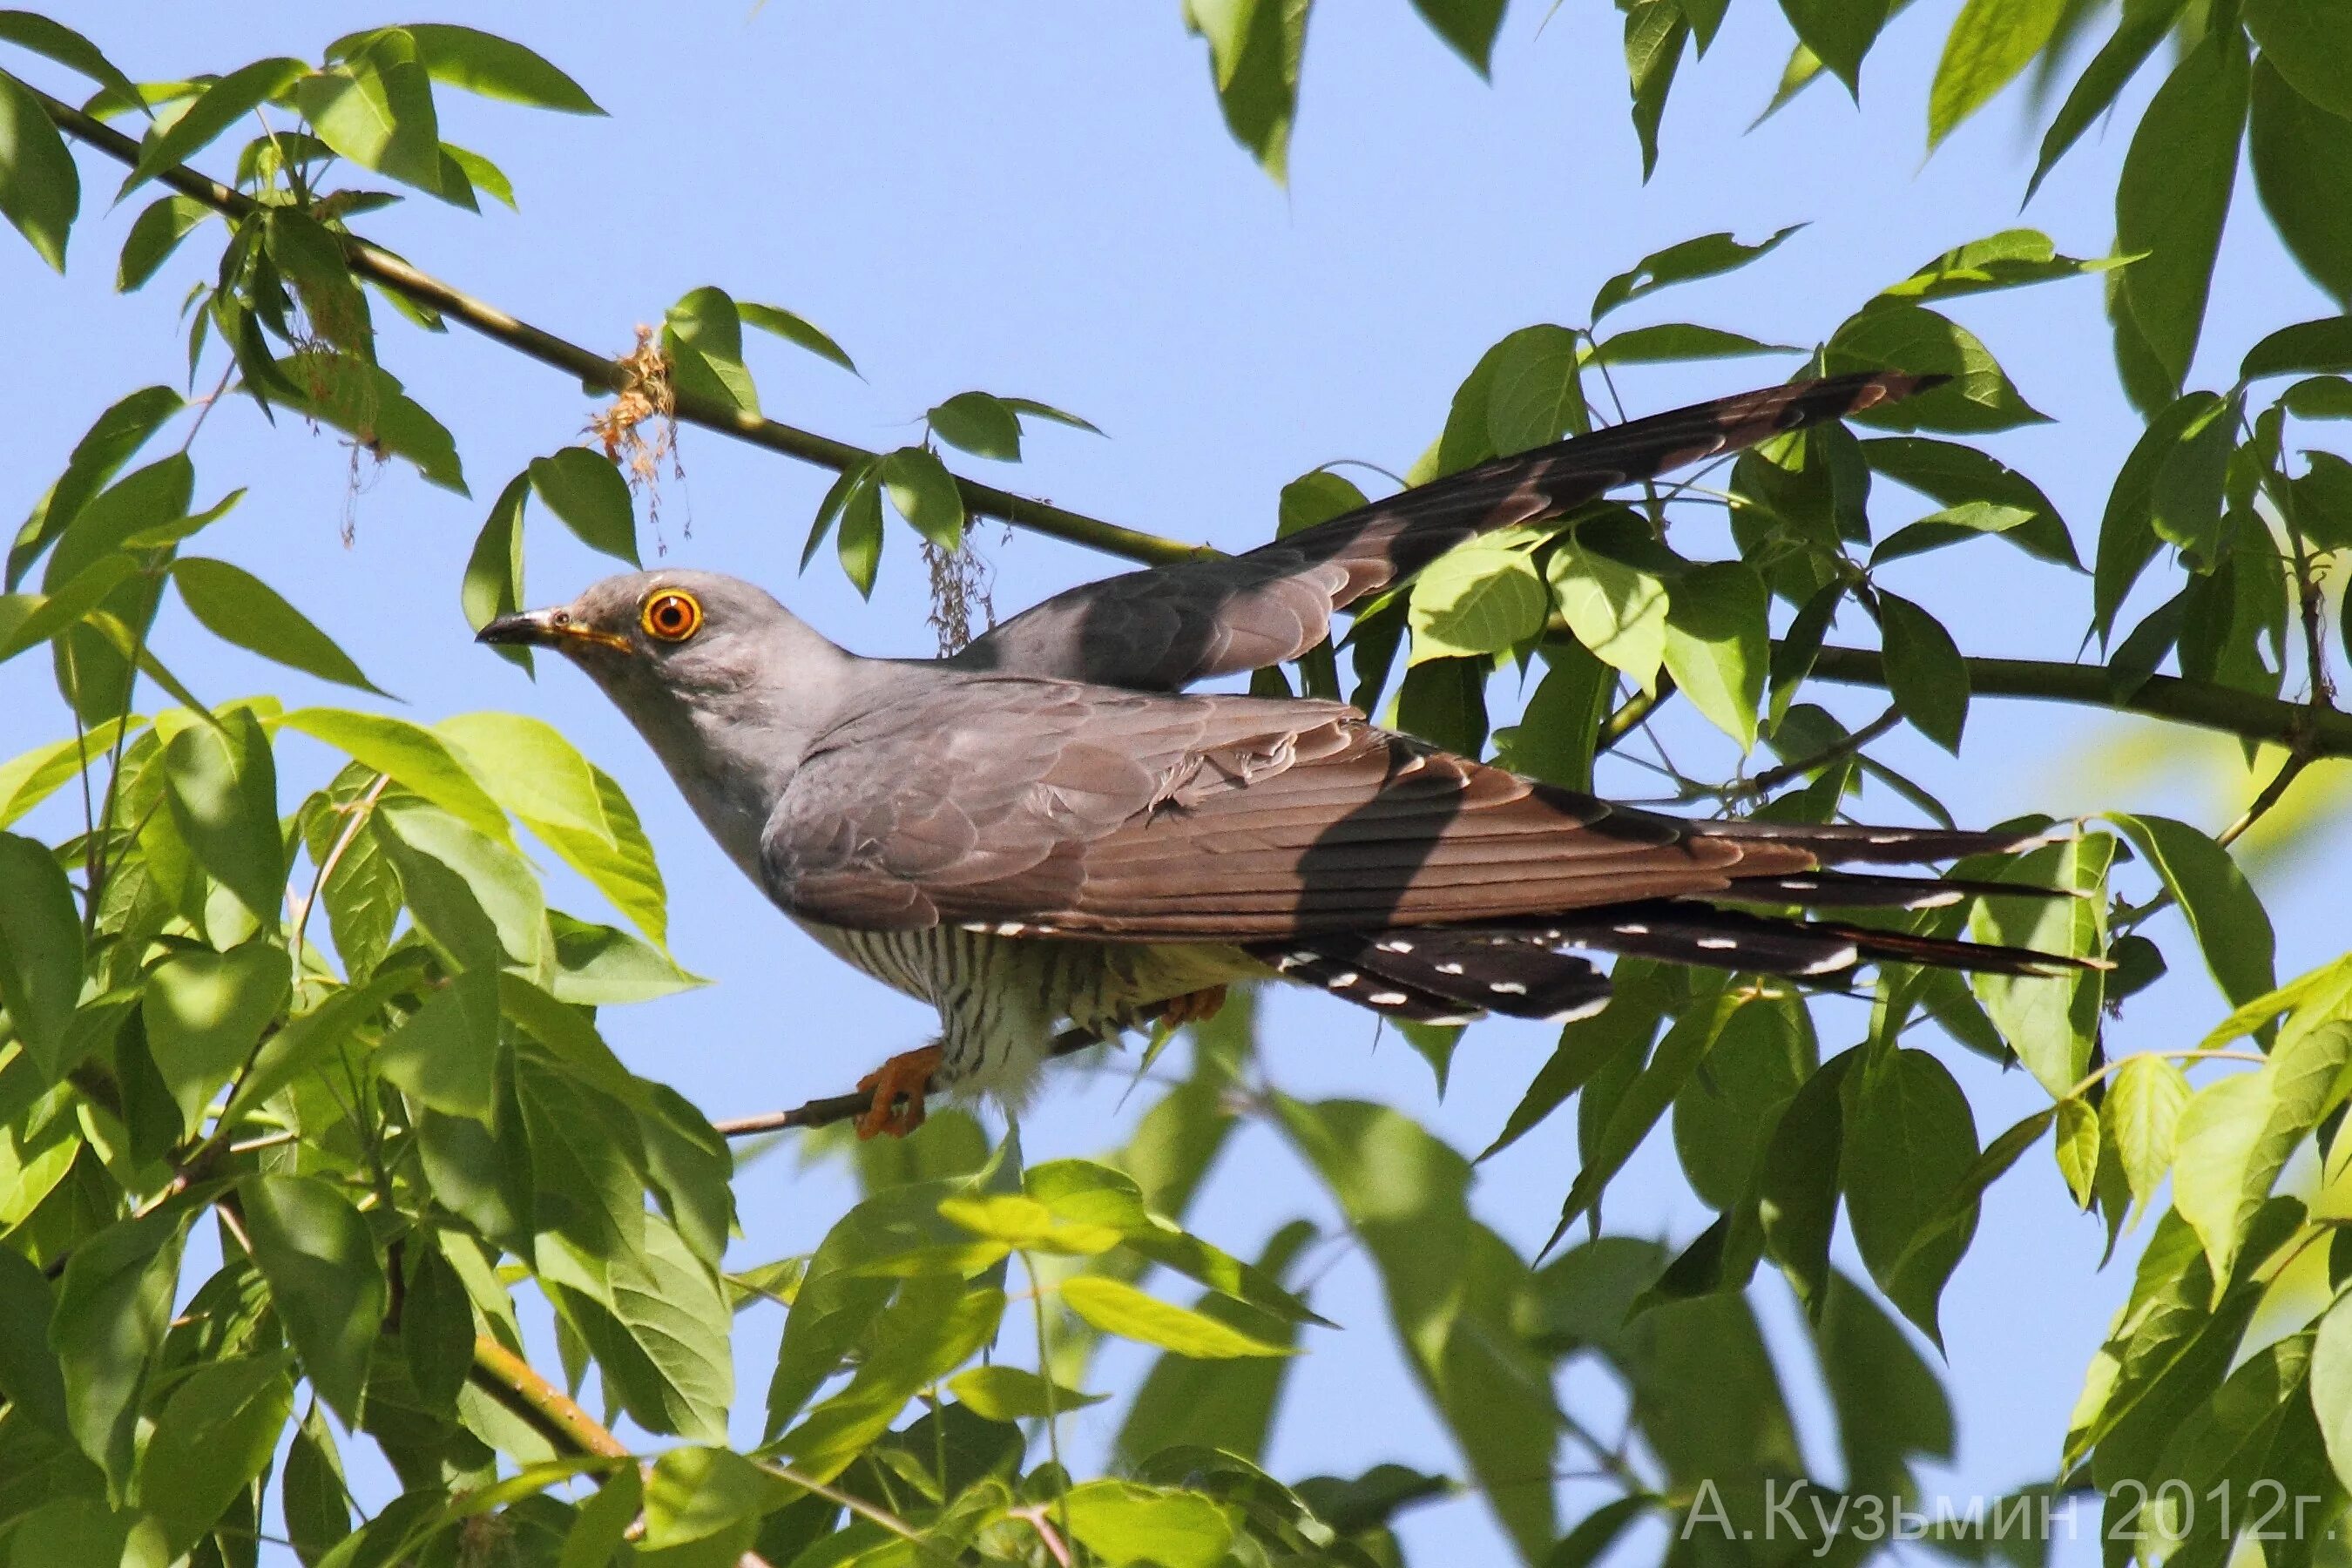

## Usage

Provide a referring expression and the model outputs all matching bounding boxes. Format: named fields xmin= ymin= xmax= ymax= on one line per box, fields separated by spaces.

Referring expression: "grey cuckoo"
xmin=480 ymin=372 xmax=2085 ymax=1137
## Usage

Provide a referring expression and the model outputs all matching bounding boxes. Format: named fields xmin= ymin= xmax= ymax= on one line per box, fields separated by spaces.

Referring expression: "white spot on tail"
xmin=1327 ymin=971 xmax=1361 ymax=989
xmin=1697 ymin=937 xmax=1740 ymax=951
xmin=1804 ymin=946 xmax=1862 ymax=975
xmin=1543 ymin=995 xmax=1613 ymax=1024
xmin=1367 ymin=990 xmax=1410 ymax=1007
xmin=1377 ymin=938 xmax=1416 ymax=954
xmin=1436 ymin=962 xmax=1465 ymax=976
xmin=1614 ymin=923 xmax=1651 ymax=936
xmin=1490 ymin=980 xmax=1528 ymax=996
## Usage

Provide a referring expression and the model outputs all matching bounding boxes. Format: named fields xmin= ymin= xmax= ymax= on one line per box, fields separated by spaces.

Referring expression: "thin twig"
xmin=709 ymin=1025 xmax=1108 ymax=1137
xmin=1730 ymin=704 xmax=1902 ymax=801
xmin=289 ymin=773 xmax=389 ymax=972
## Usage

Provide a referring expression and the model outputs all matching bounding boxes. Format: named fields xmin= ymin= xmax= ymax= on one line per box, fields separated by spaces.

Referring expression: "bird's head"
xmin=476 ymin=568 xmax=816 ymax=696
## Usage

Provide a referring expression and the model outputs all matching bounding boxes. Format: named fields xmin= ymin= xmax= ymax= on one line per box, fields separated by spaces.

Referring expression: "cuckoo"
xmin=480 ymin=371 xmax=2086 ymax=1137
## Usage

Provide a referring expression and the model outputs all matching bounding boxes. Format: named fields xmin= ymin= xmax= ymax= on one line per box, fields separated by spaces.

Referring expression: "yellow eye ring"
xmin=640 ymin=589 xmax=703 ymax=643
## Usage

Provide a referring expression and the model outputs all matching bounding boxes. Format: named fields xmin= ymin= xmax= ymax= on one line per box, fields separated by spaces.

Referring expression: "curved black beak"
xmin=476 ymin=610 xmax=556 ymax=647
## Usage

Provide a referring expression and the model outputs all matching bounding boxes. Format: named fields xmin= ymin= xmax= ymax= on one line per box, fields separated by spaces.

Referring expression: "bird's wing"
xmin=760 ymin=678 xmax=2027 ymax=940
xmin=951 ymin=372 xmax=1930 ymax=691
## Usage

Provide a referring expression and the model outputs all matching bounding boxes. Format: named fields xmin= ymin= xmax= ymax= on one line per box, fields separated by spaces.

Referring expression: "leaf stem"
xmin=2063 ymin=1046 xmax=2269 ymax=1103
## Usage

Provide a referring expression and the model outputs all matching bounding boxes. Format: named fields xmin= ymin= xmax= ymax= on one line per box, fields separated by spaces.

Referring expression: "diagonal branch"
xmin=31 ymin=85 xmax=2352 ymax=764
xmin=30 ymin=84 xmax=1202 ymax=570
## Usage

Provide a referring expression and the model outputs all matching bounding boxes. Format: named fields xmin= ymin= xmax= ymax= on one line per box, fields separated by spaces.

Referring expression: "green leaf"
xmin=664 ymin=286 xmax=759 ymax=416
xmin=1557 ymin=987 xmax=1740 ymax=1236
xmin=1876 ymin=591 xmax=1970 ymax=751
xmin=2313 ymin=1288 xmax=2352 ymax=1492
xmin=1493 ymin=639 xmax=1610 ymax=792
xmin=2112 ymin=32 xmax=2250 ymax=401
xmin=0 ymin=831 xmax=84 ymax=1077
xmin=0 ymin=14 xmax=141 ymax=111
xmin=641 ymin=1447 xmax=779 ymax=1549
xmin=142 ymin=941 xmax=287 ymax=1132
xmin=2171 ymin=1024 xmax=2351 ymax=1281
xmin=280 ymin=707 xmax=509 ymax=841
xmin=1112 ymin=1221 xmax=1313 ymax=1465
xmin=241 ymin=1174 xmax=385 ymax=1423
xmin=134 ymin=1353 xmax=293 ymax=1557
xmin=2243 ymin=316 xmax=2352 ymax=380
xmin=548 ymin=912 xmax=700 ymax=1004
xmin=2250 ymin=54 xmax=2352 ymax=310
xmin=2054 ymin=1096 xmax=2101 ymax=1209
xmin=440 ymin=142 xmax=513 ymax=208
xmin=2105 ymin=813 xmax=2276 ymax=1005
xmin=272 ymin=351 xmax=467 ymax=493
xmin=946 ymin=1364 xmax=1109 ymax=1422
xmin=1842 ymin=1047 xmax=1980 ymax=1346
xmin=835 ymin=467 xmax=883 ymax=596
xmin=282 ymin=1402 xmax=352 ymax=1565
xmin=880 ymin=446 xmax=965 ymax=551
xmin=0 ymin=1246 xmax=69 ymax=1438
xmin=927 ymin=392 xmax=1023 ymax=462
xmin=2093 ymin=391 xmax=2213 ymax=640
xmin=1484 ymin=325 xmax=1586 ymax=452
xmin=2247 ymin=0 xmax=2352 ymax=118
xmin=2030 ymin=0 xmax=2189 ymax=200
xmin=738 ymin=301 xmax=855 ymax=374
xmin=0 ymin=68 xmax=77 ymax=270
xmin=937 ymin=1192 xmax=1123 ymax=1254
xmin=1969 ymin=833 xmax=2113 ymax=1097
xmin=375 ymin=797 xmax=544 ymax=971
xmin=9 ymin=384 xmax=183 ymax=590
xmin=1862 ymin=435 xmax=2080 ymax=569
xmin=463 ymin=474 xmax=530 ymax=672
xmin=1409 ymin=0 xmax=1506 ymax=73
xmin=121 ymin=57 xmax=307 ymax=196
xmin=1810 ymin=1272 xmax=1955 ymax=1492
xmin=1277 ymin=470 xmax=1369 ymax=537
xmin=528 ymin=448 xmax=638 ymax=566
xmin=162 ymin=707 xmax=284 ymax=922
xmin=50 ymin=1210 xmax=186 ymax=1486
xmin=1059 ymin=1275 xmax=1297 ymax=1358
xmin=1591 ymin=226 xmax=1802 ymax=321
xmin=1778 ymin=0 xmax=1891 ymax=93
xmin=2147 ymin=391 xmax=2235 ymax=567
xmin=1662 ymin=561 xmax=1767 ymax=749
xmin=297 ymin=31 xmax=444 ymax=194
xmin=1061 ymin=1482 xmax=1235 ymax=1568
xmin=172 ymin=558 xmax=388 ymax=694
xmin=44 ymin=450 xmax=190 ymax=590
xmin=1184 ymin=0 xmax=1308 ymax=180
xmin=1624 ymin=0 xmax=1689 ymax=179
xmin=1928 ymin=0 xmax=2068 ymax=148
xmin=1826 ymin=303 xmax=2049 ymax=432
xmin=588 ymin=1214 xmax=734 ymax=1443
xmin=347 ymin=23 xmax=604 ymax=114
xmin=1002 ymin=395 xmax=1104 ymax=436
xmin=2105 ymin=1054 xmax=2190 ymax=1217
xmin=265 ymin=210 xmax=371 ymax=355
xmin=1408 ymin=540 xmax=1544 ymax=661
xmin=376 ymin=966 xmax=499 ymax=1120
xmin=775 ymin=1277 xmax=1003 ymax=1479
xmin=1547 ymin=539 xmax=1667 ymax=691
xmin=1586 ymin=322 xmax=1794 ymax=364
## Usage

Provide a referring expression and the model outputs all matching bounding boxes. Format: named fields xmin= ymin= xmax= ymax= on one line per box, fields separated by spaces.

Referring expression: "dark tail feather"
xmin=1530 ymin=902 xmax=2098 ymax=979
xmin=1720 ymin=869 xmax=2082 ymax=911
xmin=1251 ymin=929 xmax=1613 ymax=1024
xmin=1696 ymin=817 xmax=2071 ymax=865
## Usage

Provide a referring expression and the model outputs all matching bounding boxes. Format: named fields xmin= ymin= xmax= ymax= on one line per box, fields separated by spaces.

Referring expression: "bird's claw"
xmin=855 ymin=1044 xmax=943 ymax=1139
xmin=1153 ymin=985 xmax=1227 ymax=1029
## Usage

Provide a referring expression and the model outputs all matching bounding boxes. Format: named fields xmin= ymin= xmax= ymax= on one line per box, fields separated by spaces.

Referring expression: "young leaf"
xmin=368 ymin=23 xmax=604 ymax=114
xmin=297 ymin=31 xmax=446 ymax=195
xmin=1408 ymin=541 xmax=1544 ymax=662
xmin=2054 ymin=1097 xmax=2100 ymax=1209
xmin=141 ymin=941 xmax=287 ymax=1132
xmin=926 ymin=392 xmax=1022 ymax=461
xmin=880 ymin=446 xmax=965 ymax=551
xmin=1059 ymin=1276 xmax=1297 ymax=1358
xmin=1547 ymin=539 xmax=1667 ymax=692
xmin=835 ymin=470 xmax=884 ymax=596
xmin=1969 ymin=833 xmax=2113 ymax=1097
xmin=280 ymin=707 xmax=509 ymax=841
xmin=1876 ymin=228 xmax=2121 ymax=307
xmin=1661 ymin=561 xmax=1767 ymax=750
xmin=241 ymin=1176 xmax=385 ymax=1424
xmin=528 ymin=447 xmax=639 ymax=565
xmin=2112 ymin=33 xmax=2249 ymax=398
xmin=463 ymin=474 xmax=530 ymax=672
xmin=1484 ymin=325 xmax=1585 ymax=453
xmin=1591 ymin=226 xmax=1802 ymax=321
xmin=1587 ymin=322 xmax=1794 ymax=365
xmin=664 ymin=286 xmax=759 ymax=415
xmin=0 ymin=68 xmax=77 ymax=270
xmin=1184 ymin=0 xmax=1308 ymax=180
xmin=1624 ymin=0 xmax=1689 ymax=179
xmin=739 ymin=301 xmax=856 ymax=374
xmin=1876 ymin=591 xmax=1970 ymax=751
xmin=2105 ymin=1054 xmax=2191 ymax=1216
xmin=163 ymin=707 xmax=284 ymax=922
xmin=1927 ymin=0 xmax=2069 ymax=149
xmin=1278 ymin=470 xmax=1369 ymax=537
xmin=10 ymin=384 xmax=185 ymax=590
xmin=173 ymin=558 xmax=389 ymax=694
xmin=948 ymin=1364 xmax=1110 ymax=1422
xmin=2249 ymin=55 xmax=2352 ymax=310
xmin=2105 ymin=814 xmax=2277 ymax=1006
xmin=2171 ymin=1023 xmax=2350 ymax=1283
xmin=121 ymin=57 xmax=308 ymax=196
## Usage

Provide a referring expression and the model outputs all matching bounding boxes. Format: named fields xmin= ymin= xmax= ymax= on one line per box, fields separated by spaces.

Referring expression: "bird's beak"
xmin=476 ymin=607 xmax=631 ymax=653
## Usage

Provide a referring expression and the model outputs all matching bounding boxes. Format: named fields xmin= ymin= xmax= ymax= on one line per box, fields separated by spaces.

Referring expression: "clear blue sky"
xmin=6 ymin=4 xmax=2348 ymax=1565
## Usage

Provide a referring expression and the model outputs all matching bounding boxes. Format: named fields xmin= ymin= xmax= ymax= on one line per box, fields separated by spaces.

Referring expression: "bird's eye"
xmin=640 ymin=589 xmax=703 ymax=643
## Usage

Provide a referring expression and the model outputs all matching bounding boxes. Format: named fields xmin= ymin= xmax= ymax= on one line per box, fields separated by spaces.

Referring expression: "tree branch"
xmin=34 ymin=89 xmax=2352 ymax=765
xmin=31 ymin=84 xmax=1203 ymax=570
xmin=710 ymin=1025 xmax=1109 ymax=1137
xmin=468 ymin=1334 xmax=630 ymax=1459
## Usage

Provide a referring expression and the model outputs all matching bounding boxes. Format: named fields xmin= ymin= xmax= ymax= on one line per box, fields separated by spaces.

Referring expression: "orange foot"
xmin=1154 ymin=985 xmax=1228 ymax=1029
xmin=855 ymin=1044 xmax=943 ymax=1140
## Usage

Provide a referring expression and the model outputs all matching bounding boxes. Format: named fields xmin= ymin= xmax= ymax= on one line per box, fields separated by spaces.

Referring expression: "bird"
xmin=479 ymin=371 xmax=2087 ymax=1138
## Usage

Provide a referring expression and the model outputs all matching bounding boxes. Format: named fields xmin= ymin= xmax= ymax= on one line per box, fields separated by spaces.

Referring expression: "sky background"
xmin=6 ymin=3 xmax=2351 ymax=1564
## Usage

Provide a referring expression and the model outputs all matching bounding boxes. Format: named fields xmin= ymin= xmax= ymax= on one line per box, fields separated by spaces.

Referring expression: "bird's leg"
xmin=855 ymin=1044 xmax=943 ymax=1139
xmin=1153 ymin=985 xmax=1228 ymax=1029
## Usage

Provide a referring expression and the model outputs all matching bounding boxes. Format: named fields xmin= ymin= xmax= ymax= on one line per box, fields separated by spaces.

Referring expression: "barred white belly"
xmin=791 ymin=918 xmax=1260 ymax=1100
